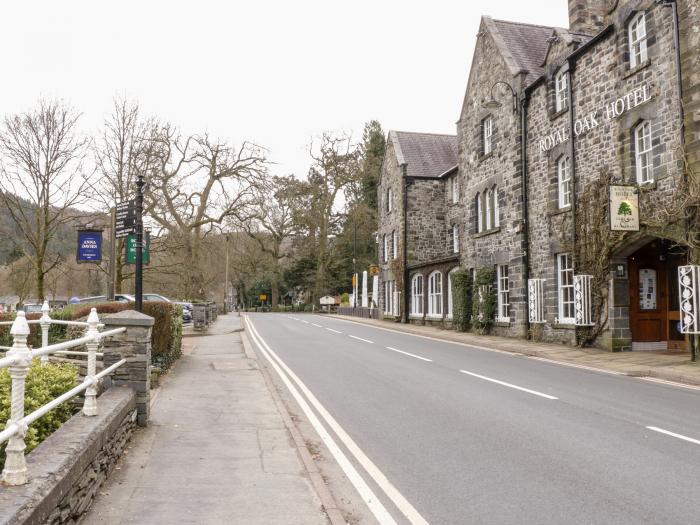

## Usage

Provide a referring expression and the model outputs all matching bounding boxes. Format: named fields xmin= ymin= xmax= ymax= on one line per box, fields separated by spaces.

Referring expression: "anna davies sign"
xmin=77 ymin=230 xmax=103 ymax=263
xmin=536 ymin=83 xmax=652 ymax=153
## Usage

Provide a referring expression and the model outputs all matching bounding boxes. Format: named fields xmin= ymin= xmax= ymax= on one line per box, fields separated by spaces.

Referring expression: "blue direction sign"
xmin=77 ymin=230 xmax=103 ymax=263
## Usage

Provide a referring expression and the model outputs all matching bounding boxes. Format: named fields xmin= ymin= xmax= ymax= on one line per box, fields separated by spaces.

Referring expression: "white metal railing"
xmin=0 ymin=302 xmax=127 ymax=486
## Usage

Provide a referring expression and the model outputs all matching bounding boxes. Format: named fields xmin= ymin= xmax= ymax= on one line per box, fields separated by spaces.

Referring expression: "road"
xmin=245 ymin=313 xmax=700 ymax=525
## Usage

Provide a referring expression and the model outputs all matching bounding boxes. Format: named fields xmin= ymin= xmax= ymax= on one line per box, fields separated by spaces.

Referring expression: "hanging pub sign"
xmin=76 ymin=229 xmax=103 ymax=263
xmin=609 ymin=185 xmax=639 ymax=232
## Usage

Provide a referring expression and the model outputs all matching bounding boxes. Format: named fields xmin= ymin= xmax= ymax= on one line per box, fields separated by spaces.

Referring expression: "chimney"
xmin=568 ymin=0 xmax=608 ymax=35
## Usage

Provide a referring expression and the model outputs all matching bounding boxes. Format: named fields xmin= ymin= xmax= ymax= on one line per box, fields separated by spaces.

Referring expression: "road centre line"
xmin=300 ymin=320 xmax=309 ymax=324
xmin=326 ymin=328 xmax=342 ymax=334
xmin=349 ymin=335 xmax=374 ymax=344
xmin=245 ymin=317 xmax=428 ymax=525
xmin=311 ymin=323 xmax=323 ymax=328
xmin=459 ymin=369 xmax=558 ymax=400
xmin=386 ymin=347 xmax=432 ymax=362
xmin=646 ymin=426 xmax=700 ymax=446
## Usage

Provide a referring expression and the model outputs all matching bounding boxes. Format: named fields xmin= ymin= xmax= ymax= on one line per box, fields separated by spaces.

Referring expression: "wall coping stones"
xmin=103 ymin=310 xmax=155 ymax=327
xmin=0 ymin=387 xmax=136 ymax=525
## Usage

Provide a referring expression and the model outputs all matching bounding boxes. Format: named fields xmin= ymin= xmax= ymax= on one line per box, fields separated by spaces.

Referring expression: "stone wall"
xmin=457 ymin=19 xmax=529 ymax=338
xmin=0 ymin=388 xmax=136 ymax=525
xmin=679 ymin=0 xmax=700 ymax=177
xmin=406 ymin=179 xmax=448 ymax=265
xmin=526 ymin=0 xmax=684 ymax=347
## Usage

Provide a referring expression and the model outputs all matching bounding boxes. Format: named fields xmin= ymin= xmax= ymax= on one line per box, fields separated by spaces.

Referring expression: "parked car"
xmin=174 ymin=301 xmax=193 ymax=323
xmin=143 ymin=293 xmax=171 ymax=302
xmin=22 ymin=303 xmax=44 ymax=314
xmin=73 ymin=296 xmax=108 ymax=304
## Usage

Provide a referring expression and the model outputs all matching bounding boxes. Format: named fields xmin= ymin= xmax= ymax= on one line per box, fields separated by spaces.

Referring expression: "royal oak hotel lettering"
xmin=537 ymin=83 xmax=652 ymax=152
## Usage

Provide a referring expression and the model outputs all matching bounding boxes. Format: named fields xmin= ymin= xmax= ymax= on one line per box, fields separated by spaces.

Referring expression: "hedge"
xmin=0 ymin=360 xmax=77 ymax=471
xmin=0 ymin=302 xmax=182 ymax=371
xmin=450 ymin=269 xmax=473 ymax=332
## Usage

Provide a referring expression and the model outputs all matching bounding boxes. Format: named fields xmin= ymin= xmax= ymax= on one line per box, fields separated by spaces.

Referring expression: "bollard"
xmin=1 ymin=312 xmax=32 ymax=485
xmin=39 ymin=300 xmax=51 ymax=365
xmin=82 ymin=308 xmax=100 ymax=417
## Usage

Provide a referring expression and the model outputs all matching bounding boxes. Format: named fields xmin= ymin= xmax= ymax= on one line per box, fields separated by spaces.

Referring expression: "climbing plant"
xmin=451 ymin=269 xmax=473 ymax=332
xmin=472 ymin=266 xmax=496 ymax=334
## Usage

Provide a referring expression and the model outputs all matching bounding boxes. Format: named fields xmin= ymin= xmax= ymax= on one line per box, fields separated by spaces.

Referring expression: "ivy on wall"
xmin=450 ymin=269 xmax=473 ymax=332
xmin=472 ymin=266 xmax=496 ymax=334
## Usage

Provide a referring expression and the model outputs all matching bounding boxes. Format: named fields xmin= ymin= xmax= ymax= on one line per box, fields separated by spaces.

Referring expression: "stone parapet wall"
xmin=0 ymin=387 xmax=136 ymax=525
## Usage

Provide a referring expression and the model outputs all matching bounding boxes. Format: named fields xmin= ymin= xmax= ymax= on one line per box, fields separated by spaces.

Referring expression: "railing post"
xmin=82 ymin=308 xmax=100 ymax=417
xmin=1 ymin=311 xmax=32 ymax=486
xmin=102 ymin=310 xmax=154 ymax=427
xmin=39 ymin=300 xmax=51 ymax=365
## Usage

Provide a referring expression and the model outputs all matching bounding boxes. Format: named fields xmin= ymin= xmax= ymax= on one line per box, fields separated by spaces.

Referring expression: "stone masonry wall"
xmin=679 ymin=0 xmax=700 ymax=178
xmin=406 ymin=179 xmax=448 ymax=266
xmin=526 ymin=0 xmax=684 ymax=347
xmin=458 ymin=19 xmax=529 ymax=338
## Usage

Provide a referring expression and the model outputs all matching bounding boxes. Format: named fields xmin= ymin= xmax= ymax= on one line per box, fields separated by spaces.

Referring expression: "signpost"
xmin=115 ymin=199 xmax=136 ymax=239
xmin=76 ymin=230 xmax=103 ymax=263
xmin=126 ymin=233 xmax=150 ymax=265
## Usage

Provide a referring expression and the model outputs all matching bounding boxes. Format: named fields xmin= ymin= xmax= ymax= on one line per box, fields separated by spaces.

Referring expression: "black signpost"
xmin=115 ymin=199 xmax=136 ymax=239
xmin=134 ymin=177 xmax=145 ymax=313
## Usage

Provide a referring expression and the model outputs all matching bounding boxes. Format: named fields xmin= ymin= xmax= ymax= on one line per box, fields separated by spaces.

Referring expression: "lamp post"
xmin=224 ymin=234 xmax=230 ymax=314
xmin=483 ymin=80 xmax=518 ymax=113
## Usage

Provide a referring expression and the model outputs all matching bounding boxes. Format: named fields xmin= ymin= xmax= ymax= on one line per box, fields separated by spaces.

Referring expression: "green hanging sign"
xmin=125 ymin=233 xmax=150 ymax=265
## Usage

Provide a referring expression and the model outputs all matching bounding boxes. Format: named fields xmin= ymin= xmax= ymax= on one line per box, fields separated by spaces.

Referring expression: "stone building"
xmin=377 ymin=0 xmax=700 ymax=353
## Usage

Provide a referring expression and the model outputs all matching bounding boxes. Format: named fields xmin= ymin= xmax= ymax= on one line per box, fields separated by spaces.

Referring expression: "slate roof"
xmin=489 ymin=18 xmax=563 ymax=84
xmin=390 ymin=131 xmax=458 ymax=179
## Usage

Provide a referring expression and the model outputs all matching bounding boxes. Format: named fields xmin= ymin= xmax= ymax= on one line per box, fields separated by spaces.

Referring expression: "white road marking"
xmin=526 ymin=356 xmax=623 ymax=375
xmin=300 ymin=320 xmax=309 ymax=324
xmin=640 ymin=377 xmax=700 ymax=391
xmin=350 ymin=335 xmax=374 ymax=344
xmin=459 ymin=369 xmax=558 ymax=400
xmin=386 ymin=347 xmax=432 ymax=362
xmin=326 ymin=328 xmax=342 ymax=334
xmin=646 ymin=426 xmax=700 ymax=446
xmin=311 ymin=323 xmax=323 ymax=328
xmin=246 ymin=317 xmax=429 ymax=525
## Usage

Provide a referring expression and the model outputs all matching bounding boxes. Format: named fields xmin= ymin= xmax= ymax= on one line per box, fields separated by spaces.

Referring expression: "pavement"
xmin=83 ymin=313 xmax=332 ymax=525
xmin=325 ymin=314 xmax=700 ymax=386
xmin=247 ymin=312 xmax=700 ymax=524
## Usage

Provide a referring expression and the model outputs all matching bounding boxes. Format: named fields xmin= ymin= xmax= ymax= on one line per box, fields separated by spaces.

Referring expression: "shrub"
xmin=451 ymin=269 xmax=473 ymax=332
xmin=340 ymin=293 xmax=350 ymax=307
xmin=144 ymin=302 xmax=182 ymax=371
xmin=472 ymin=267 xmax=496 ymax=334
xmin=0 ymin=360 xmax=77 ymax=470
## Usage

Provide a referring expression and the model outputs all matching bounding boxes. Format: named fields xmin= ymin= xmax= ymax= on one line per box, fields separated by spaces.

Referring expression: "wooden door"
xmin=629 ymin=254 xmax=667 ymax=342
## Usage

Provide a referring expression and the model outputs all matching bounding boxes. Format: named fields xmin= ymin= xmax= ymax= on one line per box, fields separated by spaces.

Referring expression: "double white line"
xmin=245 ymin=317 xmax=428 ymax=525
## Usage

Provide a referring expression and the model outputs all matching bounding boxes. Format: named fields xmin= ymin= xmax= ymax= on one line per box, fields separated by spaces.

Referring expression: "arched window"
xmin=555 ymin=70 xmax=568 ymax=112
xmin=476 ymin=193 xmax=483 ymax=233
xmin=428 ymin=271 xmax=443 ymax=318
xmin=493 ymin=186 xmax=500 ymax=228
xmin=410 ymin=274 xmax=423 ymax=316
xmin=634 ymin=121 xmax=653 ymax=184
xmin=557 ymin=156 xmax=571 ymax=208
xmin=383 ymin=234 xmax=388 ymax=262
xmin=485 ymin=188 xmax=493 ymax=230
xmin=392 ymin=230 xmax=398 ymax=259
xmin=628 ymin=12 xmax=647 ymax=68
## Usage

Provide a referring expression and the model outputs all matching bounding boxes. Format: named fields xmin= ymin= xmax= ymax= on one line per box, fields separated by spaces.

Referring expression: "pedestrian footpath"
xmin=325 ymin=315 xmax=700 ymax=387
xmin=84 ymin=314 xmax=328 ymax=525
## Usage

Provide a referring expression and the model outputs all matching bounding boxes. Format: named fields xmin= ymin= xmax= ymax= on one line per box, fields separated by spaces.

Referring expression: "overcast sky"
xmin=2 ymin=1 xmax=568 ymax=178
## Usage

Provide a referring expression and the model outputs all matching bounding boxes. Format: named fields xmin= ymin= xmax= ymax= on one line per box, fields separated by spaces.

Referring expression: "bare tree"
xmin=144 ymin=125 xmax=269 ymax=299
xmin=0 ymin=100 xmax=92 ymax=301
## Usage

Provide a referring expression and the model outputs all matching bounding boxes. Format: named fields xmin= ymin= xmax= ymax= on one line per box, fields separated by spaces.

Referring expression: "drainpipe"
xmin=520 ymin=92 xmax=531 ymax=338
xmin=566 ymin=61 xmax=578 ymax=343
xmin=402 ymin=165 xmax=411 ymax=323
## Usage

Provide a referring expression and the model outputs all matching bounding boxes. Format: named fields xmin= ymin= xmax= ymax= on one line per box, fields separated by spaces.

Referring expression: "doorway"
xmin=628 ymin=241 xmax=688 ymax=352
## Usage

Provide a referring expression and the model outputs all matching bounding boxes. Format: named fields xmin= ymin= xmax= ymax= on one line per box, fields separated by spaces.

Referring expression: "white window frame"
xmin=451 ymin=176 xmax=459 ymax=204
xmin=493 ymin=187 xmax=500 ymax=228
xmin=392 ymin=230 xmax=398 ymax=259
xmin=634 ymin=121 xmax=653 ymax=184
xmin=384 ymin=280 xmax=395 ymax=315
xmin=557 ymin=253 xmax=575 ymax=324
xmin=485 ymin=188 xmax=493 ymax=230
xmin=628 ymin=12 xmax=648 ymax=69
xmin=452 ymin=224 xmax=459 ymax=253
xmin=383 ymin=234 xmax=388 ymax=263
xmin=447 ymin=269 xmax=458 ymax=319
xmin=427 ymin=271 xmax=443 ymax=318
xmin=555 ymin=71 xmax=568 ymax=112
xmin=386 ymin=187 xmax=393 ymax=213
xmin=557 ymin=156 xmax=571 ymax=208
xmin=496 ymin=264 xmax=510 ymax=322
xmin=483 ymin=117 xmax=493 ymax=155
xmin=476 ymin=193 xmax=483 ymax=233
xmin=410 ymin=274 xmax=423 ymax=316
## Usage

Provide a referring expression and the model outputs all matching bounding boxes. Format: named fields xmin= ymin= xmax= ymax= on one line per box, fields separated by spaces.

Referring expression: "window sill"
xmin=549 ymin=107 xmax=568 ymax=121
xmin=478 ymin=152 xmax=494 ymax=163
xmin=624 ymin=59 xmax=651 ymax=80
xmin=494 ymin=319 xmax=512 ymax=327
xmin=547 ymin=206 xmax=571 ymax=217
xmin=636 ymin=180 xmax=656 ymax=191
xmin=426 ymin=314 xmax=444 ymax=320
xmin=553 ymin=322 xmax=576 ymax=330
xmin=473 ymin=227 xmax=501 ymax=238
xmin=409 ymin=314 xmax=424 ymax=319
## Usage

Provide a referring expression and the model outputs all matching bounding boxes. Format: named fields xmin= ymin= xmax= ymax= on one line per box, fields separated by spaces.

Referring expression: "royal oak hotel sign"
xmin=536 ymin=83 xmax=652 ymax=152
xmin=609 ymin=185 xmax=639 ymax=231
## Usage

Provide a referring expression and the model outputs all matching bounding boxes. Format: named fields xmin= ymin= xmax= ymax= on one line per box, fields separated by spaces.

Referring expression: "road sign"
xmin=115 ymin=199 xmax=137 ymax=238
xmin=125 ymin=233 xmax=150 ymax=265
xmin=259 ymin=294 xmax=267 ymax=302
